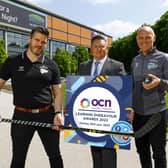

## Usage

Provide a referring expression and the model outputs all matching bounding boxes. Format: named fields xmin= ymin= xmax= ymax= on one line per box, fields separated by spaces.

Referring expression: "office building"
xmin=0 ymin=0 xmax=112 ymax=57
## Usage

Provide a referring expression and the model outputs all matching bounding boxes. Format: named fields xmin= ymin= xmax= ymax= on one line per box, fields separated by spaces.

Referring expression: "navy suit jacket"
xmin=78 ymin=57 xmax=126 ymax=76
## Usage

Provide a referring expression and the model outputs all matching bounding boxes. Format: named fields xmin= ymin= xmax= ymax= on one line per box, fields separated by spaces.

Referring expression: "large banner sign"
xmin=0 ymin=0 xmax=46 ymax=30
xmin=64 ymin=75 xmax=133 ymax=150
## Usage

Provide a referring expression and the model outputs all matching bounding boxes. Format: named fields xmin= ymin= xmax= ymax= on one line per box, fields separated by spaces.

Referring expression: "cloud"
xmin=24 ymin=0 xmax=138 ymax=40
xmin=93 ymin=20 xmax=140 ymax=40
xmin=80 ymin=0 xmax=120 ymax=5
xmin=23 ymin=0 xmax=54 ymax=4
xmin=23 ymin=0 xmax=40 ymax=3
xmin=25 ymin=0 xmax=119 ymax=5
xmin=161 ymin=0 xmax=168 ymax=7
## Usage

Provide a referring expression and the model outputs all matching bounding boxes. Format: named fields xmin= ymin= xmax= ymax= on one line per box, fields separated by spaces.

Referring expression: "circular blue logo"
xmin=67 ymin=81 xmax=123 ymax=142
xmin=111 ymin=121 xmax=131 ymax=146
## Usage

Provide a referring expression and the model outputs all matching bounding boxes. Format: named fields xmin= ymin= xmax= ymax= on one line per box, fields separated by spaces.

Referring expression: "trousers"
xmin=133 ymin=111 xmax=167 ymax=168
xmin=91 ymin=146 xmax=117 ymax=168
xmin=10 ymin=109 xmax=63 ymax=168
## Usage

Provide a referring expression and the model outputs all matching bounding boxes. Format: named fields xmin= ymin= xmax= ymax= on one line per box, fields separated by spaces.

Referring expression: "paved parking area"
xmin=0 ymin=90 xmax=167 ymax=168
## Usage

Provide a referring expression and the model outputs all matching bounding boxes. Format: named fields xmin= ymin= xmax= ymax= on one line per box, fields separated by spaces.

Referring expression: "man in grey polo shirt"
xmin=131 ymin=26 xmax=168 ymax=168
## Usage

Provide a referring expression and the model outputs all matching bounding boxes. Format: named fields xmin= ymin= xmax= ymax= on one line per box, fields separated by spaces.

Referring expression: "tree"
xmin=70 ymin=54 xmax=77 ymax=74
xmin=53 ymin=46 xmax=89 ymax=77
xmin=72 ymin=45 xmax=90 ymax=72
xmin=108 ymin=11 xmax=168 ymax=73
xmin=153 ymin=11 xmax=168 ymax=53
xmin=0 ymin=40 xmax=7 ymax=70
xmin=108 ymin=31 xmax=138 ymax=73
xmin=53 ymin=48 xmax=71 ymax=77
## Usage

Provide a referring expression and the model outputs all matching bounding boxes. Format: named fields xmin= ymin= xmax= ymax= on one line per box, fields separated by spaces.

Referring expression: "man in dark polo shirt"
xmin=0 ymin=27 xmax=64 ymax=168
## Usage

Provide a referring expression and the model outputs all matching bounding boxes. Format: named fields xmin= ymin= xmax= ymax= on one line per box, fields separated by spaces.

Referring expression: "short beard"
xmin=29 ymin=46 xmax=43 ymax=57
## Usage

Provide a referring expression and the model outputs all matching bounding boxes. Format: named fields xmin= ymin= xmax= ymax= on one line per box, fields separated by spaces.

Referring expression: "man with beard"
xmin=0 ymin=27 xmax=64 ymax=168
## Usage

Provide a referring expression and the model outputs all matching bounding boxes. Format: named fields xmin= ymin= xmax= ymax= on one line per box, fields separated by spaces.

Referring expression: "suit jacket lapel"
xmin=86 ymin=60 xmax=93 ymax=75
xmin=100 ymin=57 xmax=109 ymax=75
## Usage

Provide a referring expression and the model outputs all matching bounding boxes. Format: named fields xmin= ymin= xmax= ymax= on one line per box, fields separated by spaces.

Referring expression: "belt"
xmin=15 ymin=104 xmax=52 ymax=113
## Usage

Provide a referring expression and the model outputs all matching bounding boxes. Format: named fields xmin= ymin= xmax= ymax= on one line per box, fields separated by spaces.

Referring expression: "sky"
xmin=24 ymin=0 xmax=168 ymax=40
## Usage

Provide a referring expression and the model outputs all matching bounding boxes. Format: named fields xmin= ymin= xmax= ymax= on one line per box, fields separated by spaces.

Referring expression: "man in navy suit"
xmin=78 ymin=35 xmax=126 ymax=168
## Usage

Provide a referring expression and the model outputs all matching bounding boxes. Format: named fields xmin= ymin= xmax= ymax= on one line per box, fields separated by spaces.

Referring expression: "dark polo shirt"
xmin=0 ymin=51 xmax=61 ymax=108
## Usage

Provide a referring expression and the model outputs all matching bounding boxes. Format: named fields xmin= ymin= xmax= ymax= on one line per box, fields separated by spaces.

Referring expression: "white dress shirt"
xmin=91 ymin=56 xmax=107 ymax=75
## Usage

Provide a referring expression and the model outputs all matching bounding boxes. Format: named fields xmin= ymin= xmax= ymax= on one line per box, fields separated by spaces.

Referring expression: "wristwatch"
xmin=55 ymin=111 xmax=62 ymax=115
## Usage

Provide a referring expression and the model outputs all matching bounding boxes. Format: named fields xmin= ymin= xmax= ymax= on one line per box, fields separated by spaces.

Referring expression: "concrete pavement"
xmin=0 ymin=90 xmax=166 ymax=168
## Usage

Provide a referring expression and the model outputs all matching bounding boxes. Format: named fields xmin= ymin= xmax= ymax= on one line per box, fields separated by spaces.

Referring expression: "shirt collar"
xmin=93 ymin=55 xmax=107 ymax=64
xmin=139 ymin=47 xmax=156 ymax=56
xmin=22 ymin=51 xmax=45 ymax=63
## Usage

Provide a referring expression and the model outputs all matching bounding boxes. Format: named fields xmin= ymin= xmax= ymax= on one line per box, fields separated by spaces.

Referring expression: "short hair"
xmin=137 ymin=26 xmax=155 ymax=37
xmin=91 ymin=35 xmax=107 ymax=44
xmin=30 ymin=26 xmax=49 ymax=38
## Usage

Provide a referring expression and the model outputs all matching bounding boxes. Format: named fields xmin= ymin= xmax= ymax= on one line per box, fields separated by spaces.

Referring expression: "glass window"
xmin=7 ymin=32 xmax=28 ymax=48
xmin=44 ymin=41 xmax=50 ymax=57
xmin=66 ymin=44 xmax=76 ymax=53
xmin=7 ymin=32 xmax=28 ymax=56
xmin=0 ymin=30 xmax=4 ymax=40
xmin=51 ymin=41 xmax=66 ymax=57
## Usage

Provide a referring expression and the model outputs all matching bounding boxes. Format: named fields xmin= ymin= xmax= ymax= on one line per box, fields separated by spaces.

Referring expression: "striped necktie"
xmin=93 ymin=61 xmax=100 ymax=76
